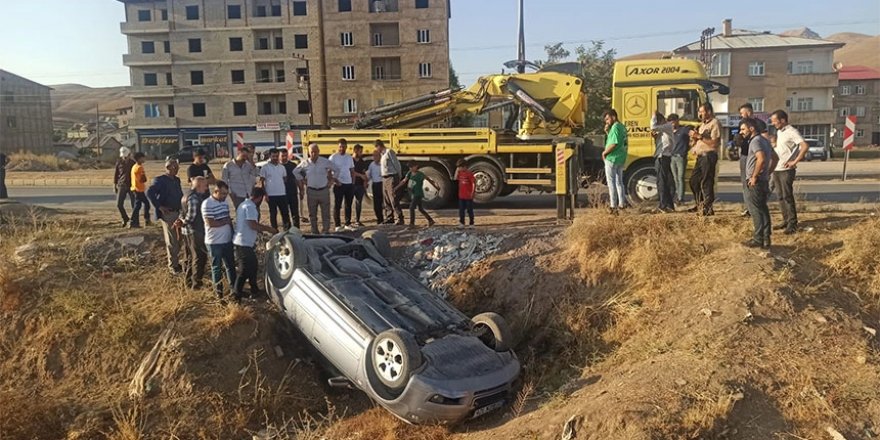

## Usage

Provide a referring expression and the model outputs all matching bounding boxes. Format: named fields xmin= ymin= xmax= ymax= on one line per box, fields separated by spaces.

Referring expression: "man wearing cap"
xmin=147 ymin=158 xmax=185 ymax=275
xmin=113 ymin=147 xmax=136 ymax=227
xmin=295 ymin=143 xmax=339 ymax=234
xmin=222 ymin=147 xmax=257 ymax=208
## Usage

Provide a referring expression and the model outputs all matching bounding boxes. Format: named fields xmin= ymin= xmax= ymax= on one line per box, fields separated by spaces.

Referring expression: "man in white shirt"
xmin=368 ymin=150 xmax=385 ymax=224
xmin=295 ymin=143 xmax=339 ymax=234
xmin=651 ymin=112 xmax=676 ymax=212
xmin=233 ymin=186 xmax=277 ymax=302
xmin=259 ymin=148 xmax=291 ymax=231
xmin=376 ymin=139 xmax=404 ymax=225
xmin=222 ymin=147 xmax=258 ymax=208
xmin=769 ymin=110 xmax=809 ymax=234
xmin=201 ymin=181 xmax=236 ymax=302
xmin=329 ymin=138 xmax=356 ymax=231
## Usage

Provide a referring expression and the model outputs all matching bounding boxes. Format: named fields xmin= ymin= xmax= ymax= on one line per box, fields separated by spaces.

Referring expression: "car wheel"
xmin=471 ymin=312 xmax=512 ymax=352
xmin=266 ymin=233 xmax=308 ymax=290
xmin=363 ymin=230 xmax=391 ymax=258
xmin=371 ymin=329 xmax=422 ymax=393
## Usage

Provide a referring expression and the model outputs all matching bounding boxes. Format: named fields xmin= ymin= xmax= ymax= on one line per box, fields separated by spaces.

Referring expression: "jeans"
xmin=267 ymin=195 xmax=291 ymax=230
xmin=333 ymin=183 xmax=355 ymax=227
xmin=689 ymin=152 xmax=717 ymax=214
xmin=307 ymin=187 xmax=331 ymax=234
xmin=604 ymin=160 xmax=626 ymax=208
xmin=208 ymin=242 xmax=236 ymax=298
xmin=371 ymin=182 xmax=384 ymax=224
xmin=383 ymin=175 xmax=404 ymax=223
xmin=116 ymin=184 xmax=135 ymax=223
xmin=159 ymin=210 xmax=182 ymax=271
xmin=655 ymin=156 xmax=675 ymax=210
xmin=458 ymin=199 xmax=475 ymax=225
xmin=183 ymin=230 xmax=207 ymax=287
xmin=670 ymin=155 xmax=686 ymax=203
xmin=744 ymin=179 xmax=772 ymax=243
xmin=353 ymin=184 xmax=366 ymax=223
xmin=234 ymin=245 xmax=259 ymax=299
xmin=130 ymin=192 xmax=150 ymax=226
xmin=285 ymin=187 xmax=300 ymax=229
xmin=739 ymin=156 xmax=749 ymax=213
xmin=409 ymin=195 xmax=434 ymax=225
xmin=772 ymin=168 xmax=798 ymax=229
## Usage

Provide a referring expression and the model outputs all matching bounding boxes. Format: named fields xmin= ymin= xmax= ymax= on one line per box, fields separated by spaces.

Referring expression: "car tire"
xmin=266 ymin=233 xmax=308 ymax=290
xmin=363 ymin=230 xmax=391 ymax=258
xmin=371 ymin=329 xmax=422 ymax=393
xmin=469 ymin=161 xmax=504 ymax=204
xmin=472 ymin=312 xmax=512 ymax=352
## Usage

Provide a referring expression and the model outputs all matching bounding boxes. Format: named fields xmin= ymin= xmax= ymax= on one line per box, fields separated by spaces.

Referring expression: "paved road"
xmin=6 ymin=180 xmax=878 ymax=212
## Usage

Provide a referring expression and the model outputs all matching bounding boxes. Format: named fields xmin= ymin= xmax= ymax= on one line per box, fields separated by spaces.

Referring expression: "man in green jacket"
xmin=602 ymin=109 xmax=629 ymax=214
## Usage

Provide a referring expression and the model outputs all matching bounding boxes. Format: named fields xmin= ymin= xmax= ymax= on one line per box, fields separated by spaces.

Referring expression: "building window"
xmin=791 ymin=60 xmax=814 ymax=74
xmin=342 ymin=65 xmax=355 ymax=80
xmin=278 ymin=101 xmax=287 ymax=114
xmin=257 ymin=37 xmax=269 ymax=50
xmin=233 ymin=102 xmax=247 ymax=116
xmin=374 ymin=65 xmax=386 ymax=80
xmin=144 ymin=73 xmax=158 ymax=86
xmin=415 ymin=0 xmax=428 ymax=8
xmin=229 ymin=37 xmax=243 ymax=51
xmin=275 ymin=36 xmax=284 ymax=50
xmin=190 ymin=70 xmax=204 ymax=85
xmin=144 ymin=104 xmax=161 ymax=118
xmin=840 ymin=85 xmax=851 ymax=95
xmin=338 ymin=0 xmax=352 ymax=12
xmin=418 ymin=62 xmax=433 ymax=78
xmin=856 ymin=129 xmax=865 ymax=138
xmin=748 ymin=61 xmax=764 ymax=76
xmin=708 ymin=52 xmax=730 ymax=77
xmin=855 ymin=85 xmax=866 ymax=95
xmin=856 ymin=106 xmax=866 ymax=117
xmin=293 ymin=1 xmax=307 ymax=15
xmin=167 ymin=105 xmax=175 ymax=117
xmin=294 ymin=34 xmax=308 ymax=49
xmin=341 ymin=32 xmax=353 ymax=46
xmin=137 ymin=9 xmax=151 ymax=22
xmin=839 ymin=107 xmax=850 ymax=117
xmin=163 ymin=40 xmax=171 ymax=53
xmin=165 ymin=72 xmax=173 ymax=85
xmin=192 ymin=103 xmax=206 ymax=117
xmin=271 ymin=3 xmax=282 ymax=16
xmin=417 ymin=29 xmax=430 ymax=43
xmin=6 ymin=116 xmax=16 ymax=128
xmin=141 ymin=41 xmax=155 ymax=54
xmin=795 ymin=97 xmax=813 ymax=112
xmin=373 ymin=33 xmax=383 ymax=47
xmin=747 ymin=98 xmax=764 ymax=112
xmin=258 ymin=69 xmax=271 ymax=83
xmin=160 ymin=9 xmax=168 ymax=20
xmin=188 ymin=38 xmax=202 ymax=53
xmin=231 ymin=70 xmax=245 ymax=84
xmin=296 ymin=67 xmax=309 ymax=82
xmin=297 ymin=100 xmax=311 ymax=114
xmin=185 ymin=5 xmax=199 ymax=20
xmin=276 ymin=69 xmax=286 ymax=82
xmin=228 ymin=4 xmax=242 ymax=19
xmin=343 ymin=99 xmax=357 ymax=114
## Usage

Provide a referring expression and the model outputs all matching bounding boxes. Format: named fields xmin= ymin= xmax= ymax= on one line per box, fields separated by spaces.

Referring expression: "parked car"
xmin=803 ymin=139 xmax=830 ymax=161
xmin=265 ymin=230 xmax=520 ymax=424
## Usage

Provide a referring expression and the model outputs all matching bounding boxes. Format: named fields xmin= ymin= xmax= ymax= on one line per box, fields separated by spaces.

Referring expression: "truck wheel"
xmin=499 ymin=184 xmax=519 ymax=197
xmin=266 ymin=233 xmax=309 ymax=290
xmin=471 ymin=312 xmax=512 ymax=352
xmin=362 ymin=230 xmax=391 ymax=258
xmin=420 ymin=165 xmax=453 ymax=209
xmin=625 ymin=162 xmax=658 ymax=204
xmin=371 ymin=329 xmax=422 ymax=394
xmin=470 ymin=161 xmax=503 ymax=204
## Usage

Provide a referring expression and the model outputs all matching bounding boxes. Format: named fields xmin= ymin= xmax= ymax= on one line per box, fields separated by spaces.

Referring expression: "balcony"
xmin=370 ymin=0 xmax=399 ymax=12
xmin=120 ymin=21 xmax=171 ymax=35
xmin=123 ymin=53 xmax=172 ymax=66
xmin=784 ymin=72 xmax=838 ymax=89
xmin=128 ymin=86 xmax=175 ymax=99
xmin=131 ymin=117 xmax=179 ymax=129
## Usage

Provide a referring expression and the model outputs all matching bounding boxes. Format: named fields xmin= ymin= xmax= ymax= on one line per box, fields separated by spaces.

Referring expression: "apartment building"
xmin=118 ymin=0 xmax=449 ymax=153
xmin=0 ymin=70 xmax=54 ymax=155
xmin=673 ymin=19 xmax=843 ymax=146
xmin=835 ymin=65 xmax=880 ymax=146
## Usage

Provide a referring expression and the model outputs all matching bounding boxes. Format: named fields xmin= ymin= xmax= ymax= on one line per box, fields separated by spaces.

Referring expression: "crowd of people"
xmin=111 ymin=138 xmax=479 ymax=304
xmin=602 ymin=103 xmax=810 ymax=249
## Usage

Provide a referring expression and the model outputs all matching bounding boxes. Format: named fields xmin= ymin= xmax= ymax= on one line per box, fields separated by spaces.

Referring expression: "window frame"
xmin=294 ymin=34 xmax=308 ymax=49
xmin=297 ymin=100 xmax=311 ymax=114
xmin=192 ymin=103 xmax=207 ymax=118
xmin=227 ymin=4 xmax=242 ymax=19
xmin=143 ymin=72 xmax=158 ymax=86
xmin=415 ymin=0 xmax=429 ymax=8
xmin=190 ymin=70 xmax=204 ymax=86
xmin=229 ymin=37 xmax=244 ymax=52
xmin=185 ymin=5 xmax=200 ymax=20
xmin=343 ymin=98 xmax=358 ymax=114
xmin=747 ymin=97 xmax=764 ymax=112
xmin=747 ymin=61 xmax=765 ymax=77
xmin=417 ymin=29 xmax=431 ymax=44
xmin=232 ymin=102 xmax=248 ymax=116
xmin=840 ymin=85 xmax=851 ymax=95
xmin=855 ymin=85 xmax=866 ymax=95
xmin=188 ymin=38 xmax=202 ymax=53
xmin=338 ymin=0 xmax=352 ymax=12
xmin=341 ymin=32 xmax=353 ymax=47
xmin=137 ymin=9 xmax=151 ymax=22
xmin=292 ymin=1 xmax=307 ymax=15
xmin=418 ymin=62 xmax=433 ymax=78
xmin=342 ymin=65 xmax=356 ymax=81
xmin=855 ymin=106 xmax=866 ymax=117
xmin=141 ymin=41 xmax=156 ymax=54
xmin=231 ymin=70 xmax=246 ymax=84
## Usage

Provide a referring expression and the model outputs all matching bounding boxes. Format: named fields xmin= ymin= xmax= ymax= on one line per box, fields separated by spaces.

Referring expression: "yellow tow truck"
xmin=302 ymin=58 xmax=728 ymax=207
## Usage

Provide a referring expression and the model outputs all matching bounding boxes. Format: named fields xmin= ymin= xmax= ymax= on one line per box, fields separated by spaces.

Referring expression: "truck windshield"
xmin=656 ymin=89 xmax=700 ymax=122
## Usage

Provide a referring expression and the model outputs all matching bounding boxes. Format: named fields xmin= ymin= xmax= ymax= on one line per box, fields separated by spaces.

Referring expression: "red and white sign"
xmin=234 ymin=132 xmax=245 ymax=150
xmin=285 ymin=131 xmax=295 ymax=154
xmin=843 ymin=116 xmax=857 ymax=151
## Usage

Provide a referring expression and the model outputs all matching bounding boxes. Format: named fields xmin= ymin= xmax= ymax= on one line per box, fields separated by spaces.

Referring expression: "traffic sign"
xmin=843 ymin=116 xmax=857 ymax=152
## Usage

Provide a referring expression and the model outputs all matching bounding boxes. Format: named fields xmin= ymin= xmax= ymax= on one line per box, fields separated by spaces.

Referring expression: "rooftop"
xmin=674 ymin=29 xmax=844 ymax=53
xmin=0 ymin=69 xmax=52 ymax=90
xmin=839 ymin=65 xmax=880 ymax=81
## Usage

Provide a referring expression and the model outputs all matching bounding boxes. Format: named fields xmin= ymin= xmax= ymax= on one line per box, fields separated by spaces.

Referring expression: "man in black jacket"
xmin=280 ymin=148 xmax=300 ymax=229
xmin=148 ymin=158 xmax=185 ymax=275
xmin=113 ymin=147 xmax=136 ymax=227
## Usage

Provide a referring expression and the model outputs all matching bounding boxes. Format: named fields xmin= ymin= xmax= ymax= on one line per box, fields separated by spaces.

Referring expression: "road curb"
xmin=7 ymin=178 xmax=114 ymax=187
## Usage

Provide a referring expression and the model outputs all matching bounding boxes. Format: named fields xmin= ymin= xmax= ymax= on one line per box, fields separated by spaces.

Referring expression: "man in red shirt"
xmin=454 ymin=159 xmax=476 ymax=228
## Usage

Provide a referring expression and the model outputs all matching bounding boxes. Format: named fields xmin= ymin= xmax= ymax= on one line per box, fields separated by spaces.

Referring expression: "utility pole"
xmin=95 ymin=104 xmax=100 ymax=156
xmin=293 ymin=53 xmax=314 ymax=127
xmin=516 ymin=0 xmax=525 ymax=74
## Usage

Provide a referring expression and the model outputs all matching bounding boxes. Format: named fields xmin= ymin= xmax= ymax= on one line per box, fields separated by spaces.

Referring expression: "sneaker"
xmin=740 ymin=209 xmax=751 ymax=217
xmin=467 ymin=224 xmax=475 ymax=229
xmin=457 ymin=223 xmax=465 ymax=229
xmin=427 ymin=220 xmax=436 ymax=227
xmin=343 ymin=224 xmax=357 ymax=231
xmin=121 ymin=220 xmax=129 ymax=228
xmin=355 ymin=221 xmax=365 ymax=228
xmin=334 ymin=226 xmax=345 ymax=232
xmin=783 ymin=227 xmax=797 ymax=235
xmin=773 ymin=224 xmax=787 ymax=231
xmin=686 ymin=206 xmax=699 ymax=213
xmin=742 ymin=239 xmax=764 ymax=248
xmin=128 ymin=223 xmax=141 ymax=229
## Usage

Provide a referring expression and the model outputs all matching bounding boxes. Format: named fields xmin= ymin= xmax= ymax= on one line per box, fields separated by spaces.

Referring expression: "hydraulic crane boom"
xmin=353 ymin=71 xmax=586 ymax=140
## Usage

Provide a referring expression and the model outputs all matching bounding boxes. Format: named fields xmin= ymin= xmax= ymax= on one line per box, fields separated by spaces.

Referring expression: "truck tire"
xmin=362 ymin=230 xmax=391 ymax=258
xmin=266 ymin=233 xmax=309 ymax=291
xmin=370 ymin=329 xmax=422 ymax=394
xmin=469 ymin=161 xmax=503 ymax=204
xmin=471 ymin=312 xmax=512 ymax=352
xmin=419 ymin=165 xmax=453 ymax=209
xmin=625 ymin=161 xmax=658 ymax=204
xmin=499 ymin=184 xmax=519 ymax=197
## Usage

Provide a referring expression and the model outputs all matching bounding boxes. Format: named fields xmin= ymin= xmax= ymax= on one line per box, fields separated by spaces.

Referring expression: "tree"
xmin=538 ymin=42 xmax=571 ymax=67
xmin=575 ymin=41 xmax=617 ymax=134
xmin=449 ymin=64 xmax=462 ymax=89
xmin=448 ymin=64 xmax=474 ymax=127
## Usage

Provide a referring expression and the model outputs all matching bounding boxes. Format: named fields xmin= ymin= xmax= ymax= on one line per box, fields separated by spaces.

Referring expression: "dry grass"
xmin=827 ymin=216 xmax=880 ymax=306
xmin=324 ymin=407 xmax=451 ymax=440
xmin=7 ymin=151 xmax=83 ymax=171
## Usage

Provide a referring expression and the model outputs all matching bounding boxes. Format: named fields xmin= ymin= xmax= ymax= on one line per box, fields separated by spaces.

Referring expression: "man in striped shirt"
xmin=175 ymin=176 xmax=209 ymax=289
xmin=201 ymin=180 xmax=236 ymax=303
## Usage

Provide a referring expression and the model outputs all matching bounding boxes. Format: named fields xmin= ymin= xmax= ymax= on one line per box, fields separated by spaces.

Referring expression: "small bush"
xmin=7 ymin=152 xmax=82 ymax=172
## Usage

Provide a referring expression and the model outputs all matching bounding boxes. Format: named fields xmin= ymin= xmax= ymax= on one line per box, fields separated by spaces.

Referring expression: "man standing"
xmin=651 ymin=112 xmax=675 ymax=212
xmin=295 ymin=143 xmax=339 ymax=234
xmin=113 ymin=147 xmax=136 ymax=227
xmin=329 ymin=139 xmax=356 ymax=232
xmin=175 ymin=176 xmax=209 ymax=289
xmin=769 ymin=110 xmax=808 ymax=234
xmin=737 ymin=104 xmax=769 ymax=217
xmin=129 ymin=152 xmax=151 ymax=228
xmin=187 ymin=149 xmax=215 ymax=184
xmin=740 ymin=118 xmax=779 ymax=249
xmin=668 ymin=114 xmax=691 ymax=204
xmin=0 ymin=151 xmax=8 ymax=199
xmin=368 ymin=150 xmax=384 ymax=224
xmin=688 ymin=103 xmax=721 ymax=216
xmin=147 ymin=158 xmax=185 ymax=275
xmin=280 ymin=148 xmax=301 ymax=229
xmin=201 ymin=180 xmax=236 ymax=303
xmin=233 ymin=186 xmax=277 ymax=302
xmin=260 ymin=148 xmax=291 ymax=231
xmin=377 ymin=140 xmax=404 ymax=225
xmin=601 ymin=109 xmax=628 ymax=215
xmin=222 ymin=147 xmax=258 ymax=208
xmin=351 ymin=144 xmax=370 ymax=228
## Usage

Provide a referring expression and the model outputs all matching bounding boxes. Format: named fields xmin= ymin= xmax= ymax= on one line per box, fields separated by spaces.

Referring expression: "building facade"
xmin=118 ymin=0 xmax=450 ymax=154
xmin=835 ymin=65 xmax=880 ymax=146
xmin=0 ymin=70 xmax=54 ymax=155
xmin=674 ymin=19 xmax=843 ymax=147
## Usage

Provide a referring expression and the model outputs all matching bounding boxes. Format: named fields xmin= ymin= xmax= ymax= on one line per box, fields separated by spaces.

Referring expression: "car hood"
xmin=419 ymin=334 xmax=516 ymax=381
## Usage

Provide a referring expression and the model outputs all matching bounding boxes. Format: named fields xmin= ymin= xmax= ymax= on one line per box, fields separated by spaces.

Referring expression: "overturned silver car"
xmin=265 ymin=230 xmax=520 ymax=424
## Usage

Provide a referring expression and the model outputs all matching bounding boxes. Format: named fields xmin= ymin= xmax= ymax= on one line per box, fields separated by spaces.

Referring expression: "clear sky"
xmin=0 ymin=0 xmax=877 ymax=89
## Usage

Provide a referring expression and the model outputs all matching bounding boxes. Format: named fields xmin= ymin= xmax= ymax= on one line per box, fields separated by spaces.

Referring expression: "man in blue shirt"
xmin=740 ymin=118 xmax=779 ymax=249
xmin=147 ymin=158 xmax=184 ymax=275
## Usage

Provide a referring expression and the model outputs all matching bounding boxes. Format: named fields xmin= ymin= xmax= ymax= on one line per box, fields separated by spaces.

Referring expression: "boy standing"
xmin=129 ymin=152 xmax=151 ymax=228
xmin=202 ymin=181 xmax=237 ymax=303
xmin=454 ymin=159 xmax=476 ymax=227
xmin=395 ymin=162 xmax=435 ymax=228
xmin=233 ymin=186 xmax=277 ymax=302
